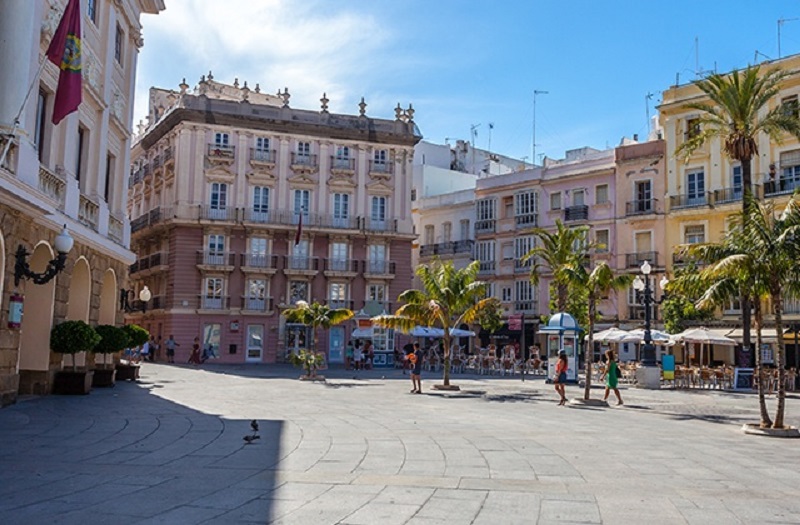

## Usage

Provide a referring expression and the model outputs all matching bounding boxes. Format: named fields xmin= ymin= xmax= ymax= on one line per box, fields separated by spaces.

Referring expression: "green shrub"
xmin=50 ymin=320 xmax=101 ymax=371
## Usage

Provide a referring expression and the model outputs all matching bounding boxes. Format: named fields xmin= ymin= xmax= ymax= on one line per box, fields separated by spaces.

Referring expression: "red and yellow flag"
xmin=46 ymin=0 xmax=82 ymax=125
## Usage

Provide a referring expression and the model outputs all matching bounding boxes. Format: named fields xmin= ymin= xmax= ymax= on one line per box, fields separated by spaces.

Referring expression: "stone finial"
xmin=359 ymin=97 xmax=367 ymax=117
xmin=395 ymin=103 xmax=403 ymax=121
xmin=137 ymin=119 xmax=146 ymax=135
xmin=207 ymin=71 xmax=214 ymax=81
xmin=233 ymin=77 xmax=239 ymax=88
xmin=254 ymin=83 xmax=261 ymax=94
xmin=320 ymin=93 xmax=329 ymax=113
xmin=241 ymin=81 xmax=250 ymax=101
xmin=200 ymin=74 xmax=206 ymax=84
xmin=406 ymin=103 xmax=415 ymax=122
xmin=281 ymin=87 xmax=291 ymax=108
xmin=179 ymin=78 xmax=189 ymax=93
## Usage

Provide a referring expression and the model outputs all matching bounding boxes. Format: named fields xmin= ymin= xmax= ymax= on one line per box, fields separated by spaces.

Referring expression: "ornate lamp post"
xmin=632 ymin=261 xmax=669 ymax=388
xmin=14 ymin=225 xmax=74 ymax=286
xmin=139 ymin=286 xmax=152 ymax=313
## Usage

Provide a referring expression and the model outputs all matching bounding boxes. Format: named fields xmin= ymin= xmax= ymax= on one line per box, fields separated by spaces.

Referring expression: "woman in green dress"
xmin=600 ymin=349 xmax=623 ymax=406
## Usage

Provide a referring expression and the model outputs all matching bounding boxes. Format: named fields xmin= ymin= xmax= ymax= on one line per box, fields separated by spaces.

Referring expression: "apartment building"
xmin=0 ymin=0 xmax=164 ymax=405
xmin=126 ymin=77 xmax=421 ymax=365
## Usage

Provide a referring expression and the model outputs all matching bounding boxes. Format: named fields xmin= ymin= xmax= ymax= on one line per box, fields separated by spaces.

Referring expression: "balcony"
xmin=285 ymin=256 xmax=319 ymax=272
xmin=290 ymin=153 xmax=318 ymax=172
xmin=207 ymin=143 xmax=235 ymax=164
xmin=200 ymin=204 xmax=237 ymax=221
xmin=78 ymin=195 xmax=99 ymax=231
xmin=514 ymin=301 xmax=537 ymax=314
xmin=196 ymin=251 xmax=236 ymax=268
xmin=625 ymin=199 xmax=656 ymax=216
xmin=250 ymin=148 xmax=276 ymax=165
xmin=478 ymin=261 xmax=496 ymax=274
xmin=420 ymin=240 xmax=475 ymax=257
xmin=109 ymin=215 xmax=123 ymax=244
xmin=200 ymin=295 xmax=230 ymax=310
xmin=129 ymin=261 xmax=139 ymax=274
xmin=670 ymin=193 xmax=708 ymax=210
xmin=514 ymin=260 xmax=532 ymax=274
xmin=628 ymin=304 xmax=657 ymax=321
xmin=328 ymin=299 xmax=354 ymax=310
xmin=626 ymin=251 xmax=659 ymax=269
xmin=38 ymin=165 xmax=66 ymax=208
xmin=475 ymin=219 xmax=496 ymax=234
xmin=515 ymin=214 xmax=538 ymax=228
xmin=763 ymin=178 xmax=800 ymax=197
xmin=364 ymin=217 xmax=397 ymax=233
xmin=369 ymin=160 xmax=392 ymax=176
xmin=243 ymin=296 xmax=274 ymax=312
xmin=330 ymin=156 xmax=355 ymax=172
xmin=364 ymin=260 xmax=396 ymax=276
xmin=240 ymin=253 xmax=279 ymax=271
xmin=243 ymin=208 xmax=272 ymax=224
xmin=324 ymin=258 xmax=359 ymax=276
xmin=564 ymin=204 xmax=589 ymax=222
xmin=713 ymin=187 xmax=742 ymax=205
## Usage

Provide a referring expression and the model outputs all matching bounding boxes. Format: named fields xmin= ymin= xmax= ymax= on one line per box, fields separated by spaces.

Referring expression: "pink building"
xmin=126 ymin=77 xmax=421 ymax=365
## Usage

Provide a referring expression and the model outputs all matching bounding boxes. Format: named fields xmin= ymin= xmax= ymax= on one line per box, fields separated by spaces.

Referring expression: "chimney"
xmin=633 ymin=134 xmax=639 ymax=142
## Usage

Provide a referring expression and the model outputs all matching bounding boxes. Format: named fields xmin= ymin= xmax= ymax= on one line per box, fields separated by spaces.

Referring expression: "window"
xmin=515 ymin=280 xmax=535 ymax=311
xmin=731 ymin=165 xmax=742 ymax=194
xmin=334 ymin=146 xmax=350 ymax=168
xmin=330 ymin=242 xmax=348 ymax=271
xmin=332 ymin=193 xmax=350 ymax=226
xmin=104 ymin=153 xmax=114 ymax=203
xmin=686 ymin=117 xmax=700 ymax=140
xmin=634 ymin=231 xmax=651 ymax=254
xmin=686 ymin=169 xmax=705 ymax=204
xmin=203 ymin=277 xmax=224 ymax=309
xmin=595 ymin=184 xmax=609 ymax=204
xmin=254 ymin=137 xmax=271 ymax=162
xmin=114 ymin=23 xmax=124 ymax=65
xmin=35 ymin=90 xmax=47 ymax=160
xmin=515 ymin=236 xmax=534 ymax=269
xmin=76 ymin=126 xmax=87 ymax=184
xmin=87 ymin=0 xmax=97 ymax=24
xmin=596 ymin=229 xmax=610 ymax=253
xmin=635 ymin=180 xmax=652 ymax=212
xmin=255 ymin=137 xmax=270 ymax=152
xmin=215 ymin=132 xmax=230 ymax=147
xmin=288 ymin=281 xmax=308 ymax=304
xmin=246 ymin=279 xmax=267 ymax=310
xmin=210 ymin=182 xmax=228 ymax=218
xmin=443 ymin=222 xmax=452 ymax=243
xmin=290 ymin=240 xmax=310 ymax=269
xmin=780 ymin=150 xmax=800 ymax=193
xmin=572 ymin=189 xmax=585 ymax=206
xmin=252 ymin=186 xmax=269 ymax=220
xmin=476 ymin=198 xmax=496 ymax=221
xmin=329 ymin=283 xmax=347 ymax=306
xmin=504 ymin=196 xmax=513 ymax=219
xmin=550 ymin=191 xmax=561 ymax=210
xmin=373 ymin=149 xmax=388 ymax=170
xmin=368 ymin=244 xmax=387 ymax=273
xmin=476 ymin=240 xmax=495 ymax=272
xmin=371 ymin=196 xmax=387 ymax=223
xmin=424 ymin=225 xmax=434 ymax=245
xmin=685 ymin=224 xmax=705 ymax=244
xmin=367 ymin=284 xmax=386 ymax=303
xmin=249 ymin=237 xmax=268 ymax=267
xmin=782 ymin=95 xmax=799 ymax=118
xmin=515 ymin=190 xmax=538 ymax=226
xmin=502 ymin=287 xmax=513 ymax=302
xmin=460 ymin=219 xmax=470 ymax=241
xmin=293 ymin=189 xmax=310 ymax=216
xmin=297 ymin=141 xmax=310 ymax=157
xmin=207 ymin=234 xmax=225 ymax=264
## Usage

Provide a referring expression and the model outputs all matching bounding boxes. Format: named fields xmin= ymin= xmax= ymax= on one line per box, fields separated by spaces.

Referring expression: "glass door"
xmin=246 ymin=325 xmax=264 ymax=362
xmin=329 ymin=326 xmax=344 ymax=363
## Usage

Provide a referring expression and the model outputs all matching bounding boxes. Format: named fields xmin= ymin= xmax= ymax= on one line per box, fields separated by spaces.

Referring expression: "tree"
xmin=93 ymin=325 xmax=131 ymax=369
xmin=50 ymin=320 xmax=101 ymax=372
xmin=563 ymin=261 xmax=633 ymax=400
xmin=122 ymin=324 xmax=150 ymax=348
xmin=523 ymin=219 xmax=594 ymax=313
xmin=283 ymin=300 xmax=354 ymax=355
xmin=373 ymin=260 xmax=502 ymax=388
xmin=675 ymin=65 xmax=800 ymax=363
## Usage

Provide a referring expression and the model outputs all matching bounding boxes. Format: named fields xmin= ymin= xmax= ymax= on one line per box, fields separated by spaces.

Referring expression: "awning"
xmin=351 ymin=328 xmax=373 ymax=339
xmin=726 ymin=328 xmax=781 ymax=342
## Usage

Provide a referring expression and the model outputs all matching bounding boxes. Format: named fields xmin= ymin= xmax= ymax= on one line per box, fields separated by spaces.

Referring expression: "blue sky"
xmin=135 ymin=0 xmax=800 ymax=163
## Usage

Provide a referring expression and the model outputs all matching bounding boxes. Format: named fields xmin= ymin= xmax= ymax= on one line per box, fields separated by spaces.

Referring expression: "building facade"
xmin=126 ymin=78 xmax=421 ymax=365
xmin=0 ymin=0 xmax=164 ymax=405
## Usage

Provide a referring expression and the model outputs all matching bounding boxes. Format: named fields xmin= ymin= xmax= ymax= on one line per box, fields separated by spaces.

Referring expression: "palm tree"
xmin=372 ymin=260 xmax=502 ymax=388
xmin=523 ymin=220 xmax=592 ymax=312
xmin=283 ymin=300 xmax=354 ymax=354
xmin=675 ymin=65 xmax=800 ymax=363
xmin=563 ymin=261 xmax=633 ymax=400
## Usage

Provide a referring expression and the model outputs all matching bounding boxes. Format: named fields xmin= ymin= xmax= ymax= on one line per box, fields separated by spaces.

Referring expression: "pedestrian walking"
xmin=553 ymin=350 xmax=568 ymax=405
xmin=353 ymin=340 xmax=363 ymax=371
xmin=149 ymin=336 xmax=159 ymax=362
xmin=165 ymin=335 xmax=179 ymax=364
xmin=410 ymin=342 xmax=423 ymax=393
xmin=188 ymin=337 xmax=202 ymax=365
xmin=345 ymin=340 xmax=354 ymax=370
xmin=140 ymin=339 xmax=150 ymax=363
xmin=364 ymin=340 xmax=374 ymax=370
xmin=600 ymin=349 xmax=624 ymax=406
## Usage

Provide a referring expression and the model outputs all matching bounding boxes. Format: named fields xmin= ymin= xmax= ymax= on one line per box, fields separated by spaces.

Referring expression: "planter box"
xmin=92 ymin=368 xmax=116 ymax=388
xmin=53 ymin=370 xmax=94 ymax=395
xmin=115 ymin=363 xmax=140 ymax=381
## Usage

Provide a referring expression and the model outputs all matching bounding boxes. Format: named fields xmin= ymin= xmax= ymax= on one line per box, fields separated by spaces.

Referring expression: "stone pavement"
xmin=1 ymin=363 xmax=799 ymax=525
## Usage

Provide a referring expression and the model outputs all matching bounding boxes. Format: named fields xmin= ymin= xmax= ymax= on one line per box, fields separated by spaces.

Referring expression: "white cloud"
xmin=135 ymin=0 xmax=396 ymax=124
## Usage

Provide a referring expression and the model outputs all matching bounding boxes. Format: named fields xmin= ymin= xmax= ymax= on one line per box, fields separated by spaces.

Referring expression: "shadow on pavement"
xmin=0 ymin=379 xmax=282 ymax=524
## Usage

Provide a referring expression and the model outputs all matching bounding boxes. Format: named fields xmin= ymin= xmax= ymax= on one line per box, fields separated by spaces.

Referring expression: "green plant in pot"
xmin=92 ymin=325 xmax=130 ymax=387
xmin=50 ymin=320 xmax=101 ymax=395
xmin=117 ymin=324 xmax=150 ymax=381
xmin=288 ymin=349 xmax=326 ymax=380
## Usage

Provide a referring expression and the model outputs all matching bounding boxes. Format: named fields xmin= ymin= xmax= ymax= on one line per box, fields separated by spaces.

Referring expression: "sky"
xmin=135 ymin=0 xmax=800 ymax=164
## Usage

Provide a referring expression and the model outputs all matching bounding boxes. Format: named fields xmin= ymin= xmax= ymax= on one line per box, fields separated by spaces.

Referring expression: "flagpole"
xmin=0 ymin=57 xmax=49 ymax=168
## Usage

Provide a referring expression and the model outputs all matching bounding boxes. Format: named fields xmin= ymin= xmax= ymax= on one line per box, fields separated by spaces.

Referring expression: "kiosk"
xmin=540 ymin=313 xmax=581 ymax=383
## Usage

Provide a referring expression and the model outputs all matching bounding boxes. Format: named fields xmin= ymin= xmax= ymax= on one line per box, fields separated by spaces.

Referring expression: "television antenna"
xmin=779 ymin=18 xmax=798 ymax=58
xmin=532 ymin=90 xmax=548 ymax=165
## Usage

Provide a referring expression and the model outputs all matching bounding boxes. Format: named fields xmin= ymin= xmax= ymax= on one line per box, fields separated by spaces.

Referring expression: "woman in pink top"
xmin=553 ymin=350 xmax=568 ymax=405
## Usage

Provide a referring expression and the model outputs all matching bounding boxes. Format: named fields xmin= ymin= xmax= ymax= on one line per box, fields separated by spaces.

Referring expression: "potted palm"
xmin=283 ymin=300 xmax=354 ymax=380
xmin=51 ymin=320 xmax=101 ymax=395
xmin=288 ymin=349 xmax=326 ymax=381
xmin=116 ymin=324 xmax=149 ymax=381
xmin=92 ymin=325 xmax=130 ymax=387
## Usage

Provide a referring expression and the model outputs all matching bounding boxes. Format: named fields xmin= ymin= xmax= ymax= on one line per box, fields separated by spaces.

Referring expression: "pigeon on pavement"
xmin=243 ymin=435 xmax=261 ymax=444
xmin=251 ymin=420 xmax=259 ymax=433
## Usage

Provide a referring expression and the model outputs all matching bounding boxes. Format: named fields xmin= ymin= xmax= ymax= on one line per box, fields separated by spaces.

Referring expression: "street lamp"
xmin=14 ymin=225 xmax=74 ymax=286
xmin=632 ymin=261 xmax=669 ymax=367
xmin=139 ymin=286 xmax=152 ymax=313
xmin=120 ymin=285 xmax=151 ymax=313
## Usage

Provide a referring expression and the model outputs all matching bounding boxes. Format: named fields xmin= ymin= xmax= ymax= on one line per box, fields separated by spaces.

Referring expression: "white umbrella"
xmin=410 ymin=326 xmax=445 ymax=337
xmin=621 ymin=328 xmax=672 ymax=344
xmin=670 ymin=327 xmax=736 ymax=366
xmin=449 ymin=328 xmax=476 ymax=337
xmin=587 ymin=327 xmax=630 ymax=343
